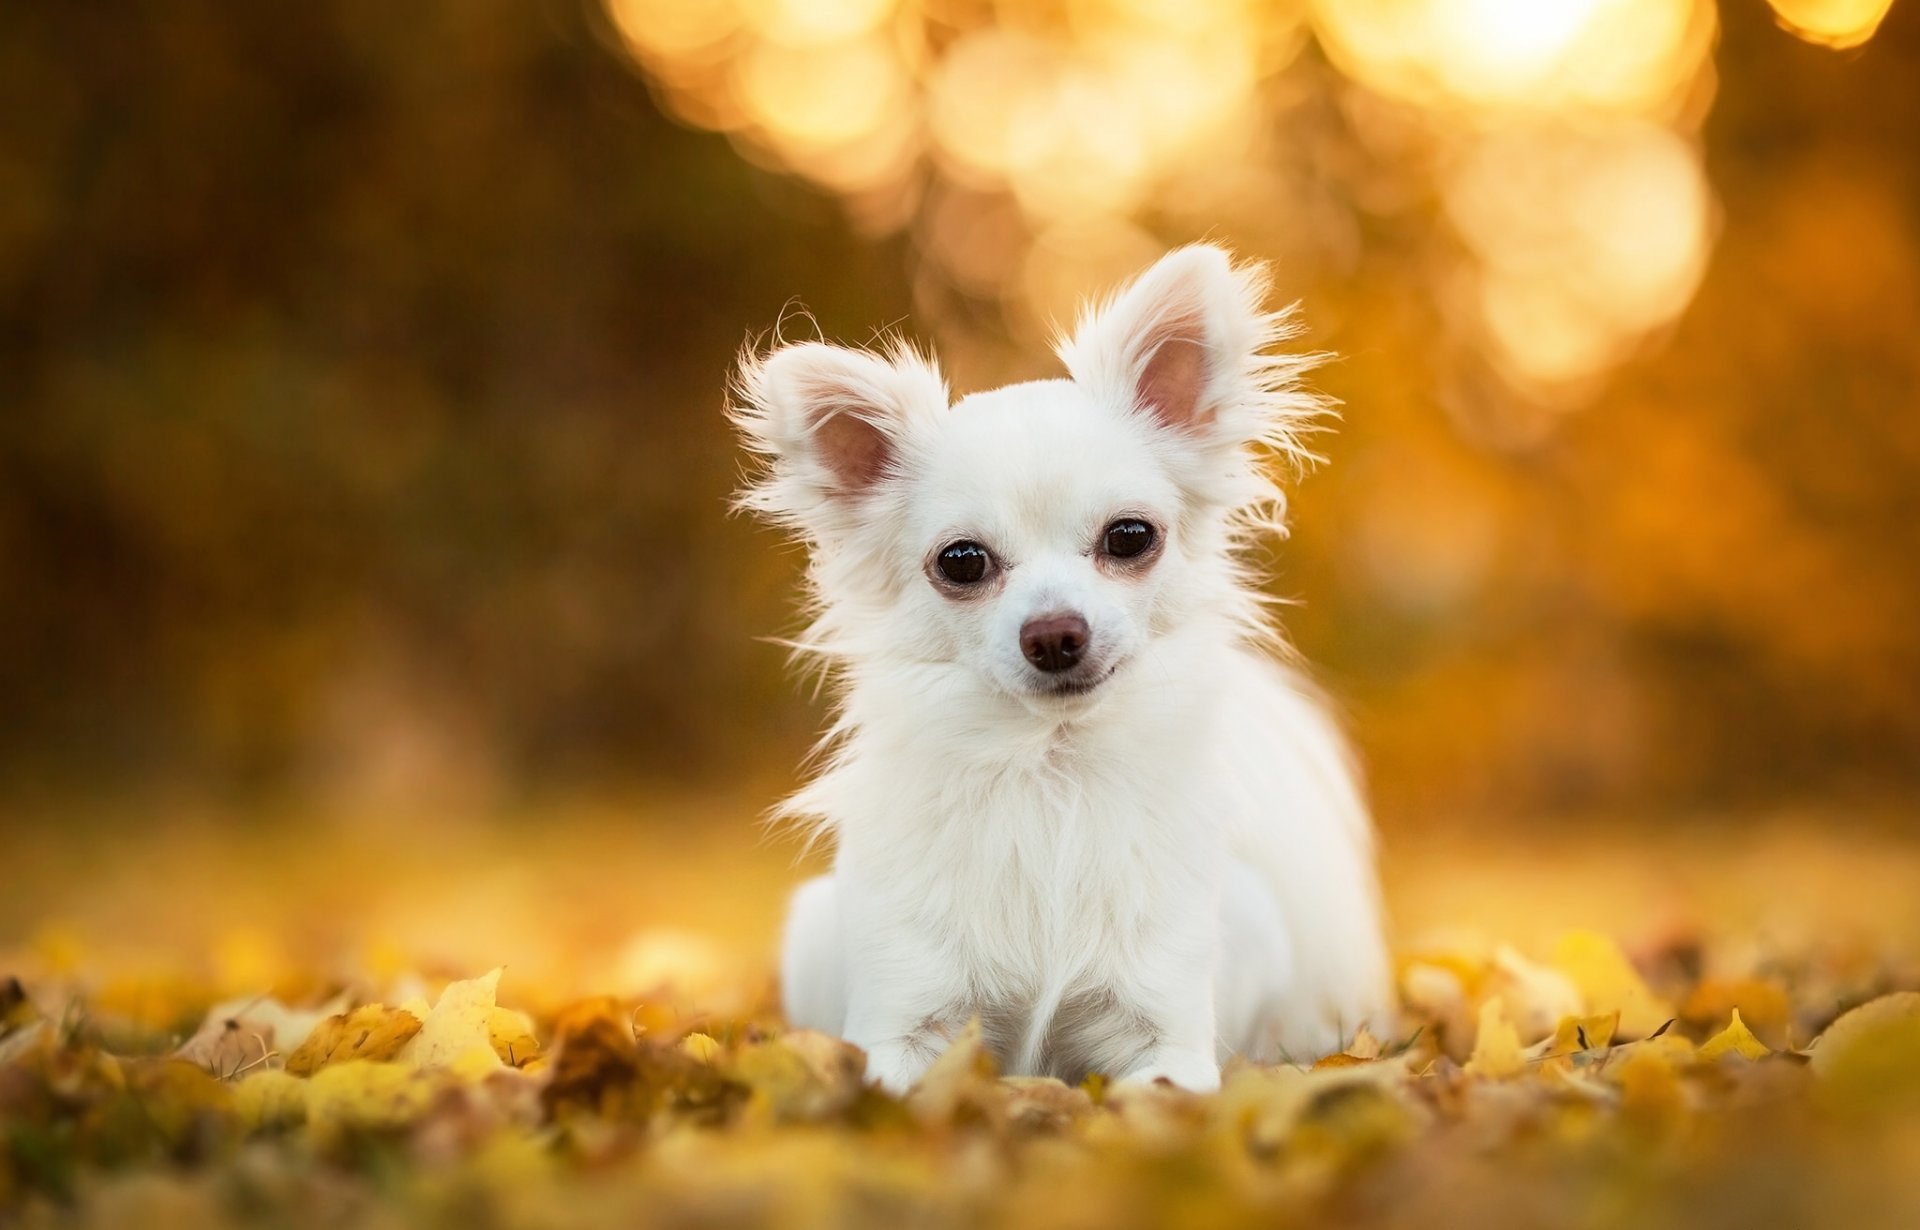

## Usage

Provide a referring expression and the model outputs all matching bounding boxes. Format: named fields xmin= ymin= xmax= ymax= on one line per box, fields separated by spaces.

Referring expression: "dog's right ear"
xmin=731 ymin=340 xmax=946 ymax=534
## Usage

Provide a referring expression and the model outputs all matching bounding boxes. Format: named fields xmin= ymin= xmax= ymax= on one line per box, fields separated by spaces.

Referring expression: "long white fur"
xmin=733 ymin=245 xmax=1392 ymax=1092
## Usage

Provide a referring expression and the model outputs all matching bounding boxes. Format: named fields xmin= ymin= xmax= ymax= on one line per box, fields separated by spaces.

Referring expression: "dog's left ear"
xmin=1059 ymin=245 xmax=1319 ymax=481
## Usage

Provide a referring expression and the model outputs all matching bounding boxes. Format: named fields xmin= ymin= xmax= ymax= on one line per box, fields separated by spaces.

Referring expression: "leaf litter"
xmin=1 ymin=933 xmax=1918 ymax=1228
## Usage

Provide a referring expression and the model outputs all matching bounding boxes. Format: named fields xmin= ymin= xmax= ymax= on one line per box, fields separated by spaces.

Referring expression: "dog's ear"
xmin=1059 ymin=245 xmax=1321 ymax=485
xmin=732 ymin=340 xmax=946 ymax=531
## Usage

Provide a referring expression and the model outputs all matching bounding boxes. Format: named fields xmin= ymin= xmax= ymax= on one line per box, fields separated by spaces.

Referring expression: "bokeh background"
xmin=2 ymin=0 xmax=1917 ymax=985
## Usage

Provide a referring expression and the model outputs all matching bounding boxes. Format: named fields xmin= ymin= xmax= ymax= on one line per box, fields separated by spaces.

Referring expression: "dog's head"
xmin=733 ymin=245 xmax=1322 ymax=712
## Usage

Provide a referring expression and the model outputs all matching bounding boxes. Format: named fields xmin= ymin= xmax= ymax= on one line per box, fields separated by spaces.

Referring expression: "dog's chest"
xmin=905 ymin=777 xmax=1208 ymax=1077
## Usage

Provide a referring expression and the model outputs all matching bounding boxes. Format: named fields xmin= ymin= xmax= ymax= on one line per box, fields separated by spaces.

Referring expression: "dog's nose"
xmin=1020 ymin=613 xmax=1091 ymax=673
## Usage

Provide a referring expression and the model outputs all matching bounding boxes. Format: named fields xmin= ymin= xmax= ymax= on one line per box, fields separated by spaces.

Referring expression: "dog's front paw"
xmin=1115 ymin=1047 xmax=1222 ymax=1094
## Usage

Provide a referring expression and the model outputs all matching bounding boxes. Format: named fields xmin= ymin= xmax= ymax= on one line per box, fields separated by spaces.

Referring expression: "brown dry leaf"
xmin=541 ymin=997 xmax=644 ymax=1120
xmin=1698 ymin=1009 xmax=1770 ymax=1062
xmin=283 ymin=1004 xmax=423 ymax=1077
xmin=173 ymin=994 xmax=342 ymax=1080
xmin=906 ymin=1018 xmax=998 ymax=1123
xmin=1000 ymin=1076 xmax=1092 ymax=1133
xmin=0 ymin=978 xmax=37 ymax=1034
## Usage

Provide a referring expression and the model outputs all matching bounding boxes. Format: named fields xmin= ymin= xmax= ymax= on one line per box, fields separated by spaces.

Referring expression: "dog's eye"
xmin=1102 ymin=519 xmax=1156 ymax=560
xmin=935 ymin=541 xmax=992 ymax=585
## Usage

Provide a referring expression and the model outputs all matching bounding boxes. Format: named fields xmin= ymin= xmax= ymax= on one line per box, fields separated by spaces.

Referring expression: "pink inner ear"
xmin=1137 ymin=324 xmax=1212 ymax=433
xmin=812 ymin=406 xmax=892 ymax=492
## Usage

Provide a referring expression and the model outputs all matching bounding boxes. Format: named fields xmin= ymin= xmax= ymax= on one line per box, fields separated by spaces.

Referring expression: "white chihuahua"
xmin=733 ymin=245 xmax=1391 ymax=1093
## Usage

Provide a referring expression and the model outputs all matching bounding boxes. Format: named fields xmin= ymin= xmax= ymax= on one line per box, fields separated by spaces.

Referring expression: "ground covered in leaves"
xmin=3 ymin=807 xmax=1919 ymax=1228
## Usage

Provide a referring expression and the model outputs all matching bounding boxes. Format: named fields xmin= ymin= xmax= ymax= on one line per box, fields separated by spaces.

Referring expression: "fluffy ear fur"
xmin=1057 ymin=244 xmax=1325 ymax=512
xmin=732 ymin=339 xmax=949 ymax=537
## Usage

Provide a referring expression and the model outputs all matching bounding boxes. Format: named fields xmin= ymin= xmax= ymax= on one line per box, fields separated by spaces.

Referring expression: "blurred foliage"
xmin=0 ymin=0 xmax=1916 ymax=816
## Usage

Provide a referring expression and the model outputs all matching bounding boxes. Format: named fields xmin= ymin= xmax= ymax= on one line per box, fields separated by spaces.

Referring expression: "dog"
xmin=731 ymin=244 xmax=1391 ymax=1093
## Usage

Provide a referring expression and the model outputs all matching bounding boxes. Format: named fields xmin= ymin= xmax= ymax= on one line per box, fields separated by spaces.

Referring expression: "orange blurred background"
xmin=2 ymin=1 xmax=1917 ymax=974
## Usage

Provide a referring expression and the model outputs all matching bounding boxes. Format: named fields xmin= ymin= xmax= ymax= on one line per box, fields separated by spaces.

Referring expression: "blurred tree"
xmin=0 ymin=0 xmax=1914 ymax=817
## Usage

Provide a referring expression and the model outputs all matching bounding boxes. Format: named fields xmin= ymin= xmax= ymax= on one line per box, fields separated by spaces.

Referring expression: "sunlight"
xmin=1309 ymin=0 xmax=1712 ymax=116
xmin=1768 ymin=0 xmax=1898 ymax=48
xmin=602 ymin=0 xmax=1726 ymax=411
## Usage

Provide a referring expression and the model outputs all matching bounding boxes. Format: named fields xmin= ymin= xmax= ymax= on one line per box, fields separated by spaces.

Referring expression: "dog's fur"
xmin=732 ymin=245 xmax=1391 ymax=1092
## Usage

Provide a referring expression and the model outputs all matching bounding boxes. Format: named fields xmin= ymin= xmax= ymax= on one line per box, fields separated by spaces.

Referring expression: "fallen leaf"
xmin=906 ymin=1018 xmax=998 ymax=1122
xmin=1466 ymin=998 xmax=1524 ymax=1078
xmin=395 ymin=969 xmax=505 ymax=1073
xmin=283 ymin=1004 xmax=423 ymax=1076
xmin=1809 ymin=991 xmax=1920 ymax=1111
xmin=486 ymin=1006 xmax=540 ymax=1068
xmin=305 ymin=1059 xmax=442 ymax=1143
xmin=1682 ymin=977 xmax=1791 ymax=1042
xmin=1550 ymin=932 xmax=1673 ymax=1039
xmin=232 ymin=1068 xmax=307 ymax=1131
xmin=1698 ymin=1009 xmax=1770 ymax=1062
xmin=173 ymin=994 xmax=342 ymax=1079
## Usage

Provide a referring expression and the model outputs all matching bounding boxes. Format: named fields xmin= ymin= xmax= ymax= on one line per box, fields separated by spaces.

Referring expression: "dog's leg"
xmin=843 ymin=983 xmax=968 ymax=1093
xmin=779 ymin=875 xmax=846 ymax=1036
xmin=1112 ymin=955 xmax=1225 ymax=1093
xmin=1213 ymin=857 xmax=1294 ymax=1064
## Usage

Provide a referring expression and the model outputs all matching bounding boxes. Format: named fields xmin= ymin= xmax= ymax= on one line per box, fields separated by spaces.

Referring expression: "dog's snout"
xmin=1020 ymin=613 xmax=1091 ymax=673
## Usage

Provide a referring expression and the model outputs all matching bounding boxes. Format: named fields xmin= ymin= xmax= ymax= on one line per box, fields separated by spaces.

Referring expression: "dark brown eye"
xmin=1102 ymin=519 xmax=1156 ymax=559
xmin=935 ymin=541 xmax=991 ymax=584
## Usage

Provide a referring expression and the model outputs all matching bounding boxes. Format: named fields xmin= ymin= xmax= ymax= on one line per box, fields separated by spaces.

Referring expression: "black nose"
xmin=1020 ymin=613 xmax=1091 ymax=673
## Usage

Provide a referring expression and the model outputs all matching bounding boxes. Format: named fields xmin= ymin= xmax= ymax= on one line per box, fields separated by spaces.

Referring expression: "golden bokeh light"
xmin=738 ymin=0 xmax=897 ymax=45
xmin=1309 ymin=0 xmax=1715 ymax=117
xmin=601 ymin=0 xmax=1883 ymax=411
xmin=1768 ymin=0 xmax=1898 ymax=48
xmin=734 ymin=35 xmax=906 ymax=149
xmin=607 ymin=0 xmax=745 ymax=61
xmin=1446 ymin=123 xmax=1714 ymax=391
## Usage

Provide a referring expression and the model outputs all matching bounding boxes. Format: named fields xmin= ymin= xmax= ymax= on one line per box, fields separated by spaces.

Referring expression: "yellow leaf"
xmin=486 ymin=1005 xmax=540 ymax=1068
xmin=283 ymin=1004 xmax=423 ymax=1077
xmin=1345 ymin=1025 xmax=1383 ymax=1060
xmin=679 ymin=1032 xmax=722 ymax=1063
xmin=1699 ymin=1009 xmax=1770 ymax=1061
xmin=396 ymin=968 xmax=505 ymax=1074
xmin=1809 ymin=991 xmax=1920 ymax=1112
xmin=1549 ymin=931 xmax=1672 ymax=1038
xmin=306 ymin=1059 xmax=440 ymax=1140
xmin=1466 ymin=998 xmax=1524 ymax=1078
xmin=1681 ymin=977 xmax=1791 ymax=1039
xmin=233 ymin=1069 xmax=308 ymax=1131
xmin=1544 ymin=1011 xmax=1620 ymax=1058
